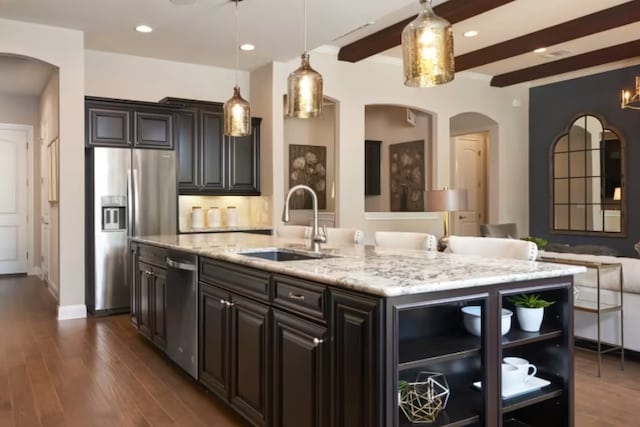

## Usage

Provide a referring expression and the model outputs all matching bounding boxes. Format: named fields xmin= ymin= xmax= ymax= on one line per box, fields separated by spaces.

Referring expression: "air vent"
xmin=332 ymin=21 xmax=376 ymax=41
xmin=541 ymin=49 xmax=573 ymax=59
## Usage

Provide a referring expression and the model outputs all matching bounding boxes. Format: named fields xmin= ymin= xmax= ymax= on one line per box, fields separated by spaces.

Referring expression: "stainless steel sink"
xmin=237 ymin=249 xmax=334 ymax=262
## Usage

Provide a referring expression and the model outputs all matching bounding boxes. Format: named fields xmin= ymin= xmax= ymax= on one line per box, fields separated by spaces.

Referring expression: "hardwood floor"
xmin=0 ymin=275 xmax=637 ymax=427
xmin=0 ymin=275 xmax=246 ymax=427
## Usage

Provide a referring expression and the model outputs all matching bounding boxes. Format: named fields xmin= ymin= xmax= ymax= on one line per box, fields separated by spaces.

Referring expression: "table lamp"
xmin=613 ymin=187 xmax=621 ymax=201
xmin=426 ymin=187 xmax=468 ymax=251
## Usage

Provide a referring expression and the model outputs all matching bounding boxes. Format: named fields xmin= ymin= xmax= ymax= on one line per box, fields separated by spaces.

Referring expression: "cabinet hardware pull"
xmin=288 ymin=292 xmax=305 ymax=300
xmin=226 ymin=301 xmax=235 ymax=307
xmin=313 ymin=338 xmax=323 ymax=345
xmin=220 ymin=299 xmax=227 ymax=305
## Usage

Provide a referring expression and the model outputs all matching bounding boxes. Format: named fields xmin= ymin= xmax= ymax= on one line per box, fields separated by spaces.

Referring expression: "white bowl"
xmin=461 ymin=306 xmax=513 ymax=336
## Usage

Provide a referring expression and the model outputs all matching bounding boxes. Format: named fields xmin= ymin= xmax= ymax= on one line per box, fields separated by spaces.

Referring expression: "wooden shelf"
xmin=502 ymin=325 xmax=563 ymax=349
xmin=399 ymin=331 xmax=480 ymax=370
xmin=503 ymin=418 xmax=531 ymax=427
xmin=399 ymin=386 xmax=481 ymax=427
xmin=502 ymin=379 xmax=563 ymax=413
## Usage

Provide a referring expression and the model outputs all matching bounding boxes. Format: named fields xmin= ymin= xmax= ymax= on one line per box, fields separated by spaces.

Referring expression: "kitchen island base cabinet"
xmin=272 ymin=310 xmax=328 ymax=427
xmin=132 ymin=243 xmax=167 ymax=352
xmin=199 ymin=282 xmax=270 ymax=427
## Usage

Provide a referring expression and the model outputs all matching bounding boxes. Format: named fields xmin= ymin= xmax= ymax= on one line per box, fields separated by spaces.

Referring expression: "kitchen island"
xmin=130 ymin=233 xmax=584 ymax=427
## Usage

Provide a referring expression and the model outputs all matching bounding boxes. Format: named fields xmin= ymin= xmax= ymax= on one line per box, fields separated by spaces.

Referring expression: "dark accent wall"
xmin=529 ymin=64 xmax=639 ymax=257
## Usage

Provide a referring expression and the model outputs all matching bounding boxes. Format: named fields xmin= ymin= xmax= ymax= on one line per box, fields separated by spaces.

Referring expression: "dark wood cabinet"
xmin=162 ymin=98 xmax=261 ymax=195
xmin=88 ymin=107 xmax=131 ymax=147
xmin=229 ymin=295 xmax=270 ymax=426
xmin=199 ymin=279 xmax=270 ymax=426
xmin=331 ymin=291 xmax=381 ymax=427
xmin=132 ymin=245 xmax=168 ymax=351
xmin=200 ymin=283 xmax=232 ymax=398
xmin=134 ymin=110 xmax=173 ymax=149
xmin=273 ymin=309 xmax=327 ymax=427
xmin=86 ymin=97 xmax=175 ymax=149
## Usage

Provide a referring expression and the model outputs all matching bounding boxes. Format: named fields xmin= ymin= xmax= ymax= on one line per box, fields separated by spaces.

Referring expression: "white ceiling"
xmin=0 ymin=0 xmax=636 ymax=85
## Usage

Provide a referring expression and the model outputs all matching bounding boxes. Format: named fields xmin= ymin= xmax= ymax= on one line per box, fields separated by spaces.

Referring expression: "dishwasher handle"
xmin=166 ymin=257 xmax=197 ymax=272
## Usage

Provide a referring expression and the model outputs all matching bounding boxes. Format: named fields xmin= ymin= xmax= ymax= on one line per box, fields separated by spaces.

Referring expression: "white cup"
xmin=503 ymin=357 xmax=537 ymax=383
xmin=502 ymin=364 xmax=525 ymax=390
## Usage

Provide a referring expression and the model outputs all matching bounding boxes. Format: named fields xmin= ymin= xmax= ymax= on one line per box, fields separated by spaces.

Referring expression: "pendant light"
xmin=286 ymin=0 xmax=323 ymax=118
xmin=224 ymin=0 xmax=251 ymax=136
xmin=401 ymin=0 xmax=455 ymax=87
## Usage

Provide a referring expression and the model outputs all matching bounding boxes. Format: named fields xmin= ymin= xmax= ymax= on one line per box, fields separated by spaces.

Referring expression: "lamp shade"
xmin=426 ymin=188 xmax=468 ymax=212
xmin=401 ymin=0 xmax=454 ymax=87
xmin=287 ymin=53 xmax=323 ymax=118
xmin=223 ymin=85 xmax=251 ymax=137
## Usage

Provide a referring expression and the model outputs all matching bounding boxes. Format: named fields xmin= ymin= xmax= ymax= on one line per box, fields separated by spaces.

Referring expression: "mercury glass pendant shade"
xmin=287 ymin=52 xmax=323 ymax=118
xmin=402 ymin=0 xmax=454 ymax=87
xmin=223 ymin=85 xmax=251 ymax=137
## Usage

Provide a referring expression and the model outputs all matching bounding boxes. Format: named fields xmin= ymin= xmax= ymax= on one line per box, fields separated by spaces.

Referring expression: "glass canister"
xmin=191 ymin=206 xmax=204 ymax=229
xmin=207 ymin=207 xmax=221 ymax=228
xmin=226 ymin=206 xmax=238 ymax=227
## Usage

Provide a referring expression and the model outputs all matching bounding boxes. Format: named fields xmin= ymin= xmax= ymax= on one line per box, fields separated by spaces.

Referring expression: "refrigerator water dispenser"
xmin=101 ymin=196 xmax=126 ymax=231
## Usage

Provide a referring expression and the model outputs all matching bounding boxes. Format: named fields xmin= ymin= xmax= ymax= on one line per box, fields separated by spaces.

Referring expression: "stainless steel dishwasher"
xmin=165 ymin=251 xmax=198 ymax=379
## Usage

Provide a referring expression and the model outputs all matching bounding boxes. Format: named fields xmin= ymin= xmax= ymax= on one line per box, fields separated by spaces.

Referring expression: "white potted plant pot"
xmin=516 ymin=306 xmax=544 ymax=332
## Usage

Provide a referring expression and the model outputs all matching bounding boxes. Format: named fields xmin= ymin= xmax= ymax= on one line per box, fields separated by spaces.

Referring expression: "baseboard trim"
xmin=57 ymin=304 xmax=87 ymax=320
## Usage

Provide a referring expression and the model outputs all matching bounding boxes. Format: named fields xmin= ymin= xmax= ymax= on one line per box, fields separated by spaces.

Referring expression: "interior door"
xmin=0 ymin=126 xmax=29 ymax=274
xmin=452 ymin=133 xmax=487 ymax=236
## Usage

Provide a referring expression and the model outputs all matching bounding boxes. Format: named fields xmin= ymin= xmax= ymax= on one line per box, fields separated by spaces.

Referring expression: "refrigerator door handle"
xmin=132 ymin=168 xmax=140 ymax=237
xmin=126 ymin=169 xmax=134 ymax=238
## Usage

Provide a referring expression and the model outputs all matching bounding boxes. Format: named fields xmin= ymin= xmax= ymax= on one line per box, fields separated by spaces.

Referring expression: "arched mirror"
xmin=551 ymin=114 xmax=625 ymax=235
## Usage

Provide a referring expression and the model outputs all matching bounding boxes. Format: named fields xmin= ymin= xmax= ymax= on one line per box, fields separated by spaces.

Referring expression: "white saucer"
xmin=473 ymin=376 xmax=551 ymax=398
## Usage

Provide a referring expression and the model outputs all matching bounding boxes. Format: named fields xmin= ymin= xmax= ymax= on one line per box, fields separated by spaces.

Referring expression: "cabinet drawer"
xmin=138 ymin=244 xmax=168 ymax=267
xmin=273 ymin=275 xmax=327 ymax=321
xmin=200 ymin=258 xmax=270 ymax=302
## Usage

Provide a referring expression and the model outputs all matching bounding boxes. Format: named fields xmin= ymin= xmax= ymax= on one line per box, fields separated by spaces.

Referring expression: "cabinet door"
xmin=87 ymin=107 xmax=131 ymax=147
xmin=228 ymin=118 xmax=261 ymax=194
xmin=201 ymin=111 xmax=226 ymax=191
xmin=331 ymin=291 xmax=380 ymax=427
xmin=134 ymin=111 xmax=173 ymax=149
xmin=200 ymin=284 xmax=232 ymax=399
xmin=229 ymin=295 xmax=270 ymax=426
xmin=138 ymin=261 xmax=153 ymax=339
xmin=152 ymin=267 xmax=167 ymax=350
xmin=176 ymin=111 xmax=199 ymax=192
xmin=273 ymin=310 xmax=327 ymax=427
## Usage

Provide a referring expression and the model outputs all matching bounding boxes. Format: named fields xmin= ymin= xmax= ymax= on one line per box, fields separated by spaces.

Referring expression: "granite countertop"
xmin=133 ymin=233 xmax=586 ymax=297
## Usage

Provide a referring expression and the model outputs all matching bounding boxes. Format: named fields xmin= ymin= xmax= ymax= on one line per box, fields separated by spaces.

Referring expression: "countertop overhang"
xmin=133 ymin=233 xmax=586 ymax=297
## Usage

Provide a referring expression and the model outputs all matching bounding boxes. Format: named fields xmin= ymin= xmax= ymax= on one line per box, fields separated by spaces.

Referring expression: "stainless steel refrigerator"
xmin=86 ymin=147 xmax=176 ymax=314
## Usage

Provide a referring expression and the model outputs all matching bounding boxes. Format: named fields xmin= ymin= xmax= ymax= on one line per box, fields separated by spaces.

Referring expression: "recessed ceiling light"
xmin=135 ymin=24 xmax=153 ymax=33
xmin=463 ymin=30 xmax=479 ymax=38
xmin=533 ymin=47 xmax=547 ymax=54
xmin=240 ymin=43 xmax=255 ymax=51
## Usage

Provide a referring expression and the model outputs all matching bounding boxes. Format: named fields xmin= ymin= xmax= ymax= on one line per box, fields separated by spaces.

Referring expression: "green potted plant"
xmin=508 ymin=294 xmax=555 ymax=332
xmin=520 ymin=236 xmax=548 ymax=250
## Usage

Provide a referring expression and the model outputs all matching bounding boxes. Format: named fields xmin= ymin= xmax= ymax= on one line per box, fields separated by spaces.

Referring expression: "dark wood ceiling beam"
xmin=457 ymin=1 xmax=640 ymax=72
xmin=490 ymin=39 xmax=640 ymax=87
xmin=337 ymin=0 xmax=515 ymax=63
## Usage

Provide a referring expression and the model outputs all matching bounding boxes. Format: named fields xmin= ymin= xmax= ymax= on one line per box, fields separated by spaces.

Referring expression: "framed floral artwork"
xmin=288 ymin=144 xmax=327 ymax=209
xmin=389 ymin=140 xmax=424 ymax=211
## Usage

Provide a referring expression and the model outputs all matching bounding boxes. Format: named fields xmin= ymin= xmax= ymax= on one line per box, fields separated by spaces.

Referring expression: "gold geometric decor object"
xmin=399 ymin=372 xmax=450 ymax=423
xmin=621 ymin=76 xmax=640 ymax=110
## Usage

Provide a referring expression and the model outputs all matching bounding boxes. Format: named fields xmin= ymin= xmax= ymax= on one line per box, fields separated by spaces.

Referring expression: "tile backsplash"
xmin=179 ymin=195 xmax=272 ymax=231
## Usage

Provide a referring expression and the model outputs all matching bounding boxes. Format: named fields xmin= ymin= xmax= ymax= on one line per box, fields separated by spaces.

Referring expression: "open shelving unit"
xmin=390 ymin=279 xmax=574 ymax=427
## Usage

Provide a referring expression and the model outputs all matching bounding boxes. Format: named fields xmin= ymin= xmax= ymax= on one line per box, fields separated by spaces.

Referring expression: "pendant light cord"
xmin=234 ymin=0 xmax=239 ymax=85
xmin=303 ymin=0 xmax=307 ymax=53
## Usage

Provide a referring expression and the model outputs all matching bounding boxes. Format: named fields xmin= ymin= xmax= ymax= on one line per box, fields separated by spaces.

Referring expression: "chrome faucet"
xmin=282 ymin=184 xmax=327 ymax=253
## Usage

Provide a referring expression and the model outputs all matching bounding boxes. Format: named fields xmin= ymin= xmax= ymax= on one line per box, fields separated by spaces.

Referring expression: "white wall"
xmin=364 ymin=105 xmax=432 ymax=212
xmin=39 ymin=70 xmax=59 ymax=298
xmin=284 ymin=103 xmax=336 ymax=212
xmin=0 ymin=92 xmax=40 ymax=273
xmin=253 ymin=51 xmax=530 ymax=243
xmin=85 ymin=50 xmax=249 ymax=103
xmin=0 ymin=18 xmax=85 ymax=318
